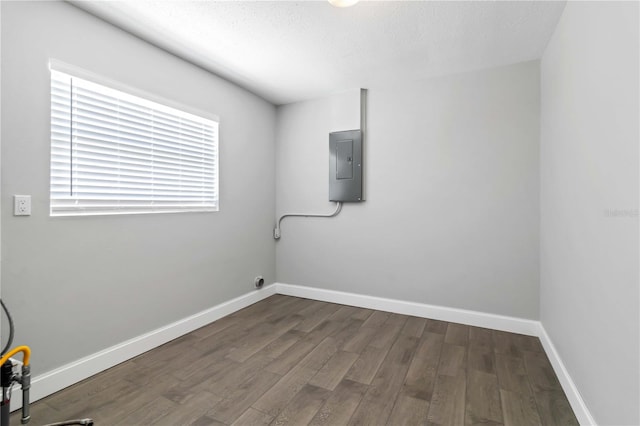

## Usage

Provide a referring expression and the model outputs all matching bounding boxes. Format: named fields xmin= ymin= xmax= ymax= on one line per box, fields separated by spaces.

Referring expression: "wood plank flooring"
xmin=13 ymin=295 xmax=578 ymax=425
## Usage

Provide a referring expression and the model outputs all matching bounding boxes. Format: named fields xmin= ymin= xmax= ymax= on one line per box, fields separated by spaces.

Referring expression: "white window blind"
xmin=50 ymin=69 xmax=218 ymax=216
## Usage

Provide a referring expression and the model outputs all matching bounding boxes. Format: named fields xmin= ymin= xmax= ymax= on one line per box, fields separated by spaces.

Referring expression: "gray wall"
xmin=540 ymin=2 xmax=640 ymax=425
xmin=0 ymin=1 xmax=276 ymax=375
xmin=276 ymin=61 xmax=540 ymax=319
xmin=540 ymin=2 xmax=639 ymax=425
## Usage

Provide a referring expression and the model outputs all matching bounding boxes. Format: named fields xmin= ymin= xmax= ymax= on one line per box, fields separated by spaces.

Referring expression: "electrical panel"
xmin=329 ymin=130 xmax=363 ymax=202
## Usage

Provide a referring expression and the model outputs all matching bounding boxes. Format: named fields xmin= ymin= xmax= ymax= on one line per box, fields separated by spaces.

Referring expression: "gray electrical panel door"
xmin=329 ymin=130 xmax=363 ymax=202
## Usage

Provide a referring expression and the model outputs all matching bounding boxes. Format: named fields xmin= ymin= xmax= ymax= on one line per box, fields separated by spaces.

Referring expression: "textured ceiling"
xmin=71 ymin=1 xmax=566 ymax=105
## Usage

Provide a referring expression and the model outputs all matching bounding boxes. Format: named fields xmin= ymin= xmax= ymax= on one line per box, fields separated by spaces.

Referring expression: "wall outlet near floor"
xmin=14 ymin=195 xmax=31 ymax=216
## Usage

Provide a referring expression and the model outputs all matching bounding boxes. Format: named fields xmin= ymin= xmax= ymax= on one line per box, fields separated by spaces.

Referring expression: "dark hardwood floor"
xmin=14 ymin=295 xmax=578 ymax=425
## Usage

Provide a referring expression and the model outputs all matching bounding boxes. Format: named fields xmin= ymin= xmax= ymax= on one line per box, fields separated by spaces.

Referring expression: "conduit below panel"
xmin=273 ymin=202 xmax=342 ymax=240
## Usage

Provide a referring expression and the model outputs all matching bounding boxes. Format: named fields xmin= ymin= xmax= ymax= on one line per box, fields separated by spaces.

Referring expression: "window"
xmin=50 ymin=67 xmax=218 ymax=216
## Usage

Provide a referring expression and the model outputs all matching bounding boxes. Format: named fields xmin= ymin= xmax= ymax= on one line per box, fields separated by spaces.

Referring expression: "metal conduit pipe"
xmin=274 ymin=202 xmax=342 ymax=240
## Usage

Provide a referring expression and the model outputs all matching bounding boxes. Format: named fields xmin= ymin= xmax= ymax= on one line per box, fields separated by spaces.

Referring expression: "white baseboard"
xmin=274 ymin=282 xmax=539 ymax=336
xmin=12 ymin=281 xmax=594 ymax=426
xmin=275 ymin=282 xmax=595 ymax=424
xmin=10 ymin=284 xmax=277 ymax=410
xmin=537 ymin=324 xmax=596 ymax=426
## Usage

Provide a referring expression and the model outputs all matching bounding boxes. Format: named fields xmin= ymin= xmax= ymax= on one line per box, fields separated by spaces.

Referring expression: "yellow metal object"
xmin=0 ymin=345 xmax=31 ymax=366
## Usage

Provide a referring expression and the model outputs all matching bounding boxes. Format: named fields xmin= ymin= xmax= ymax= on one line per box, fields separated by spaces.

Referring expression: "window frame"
xmin=49 ymin=60 xmax=220 ymax=217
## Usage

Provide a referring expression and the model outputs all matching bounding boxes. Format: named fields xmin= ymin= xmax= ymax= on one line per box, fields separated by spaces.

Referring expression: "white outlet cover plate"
xmin=14 ymin=195 xmax=31 ymax=216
